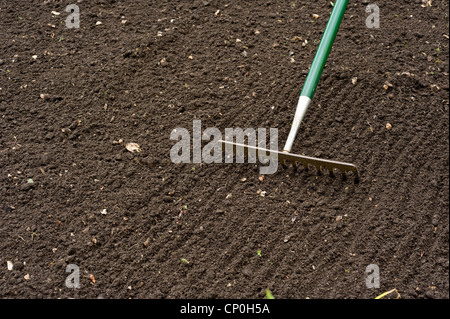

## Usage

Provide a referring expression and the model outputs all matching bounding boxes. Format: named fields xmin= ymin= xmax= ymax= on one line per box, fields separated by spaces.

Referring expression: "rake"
xmin=220 ymin=0 xmax=359 ymax=182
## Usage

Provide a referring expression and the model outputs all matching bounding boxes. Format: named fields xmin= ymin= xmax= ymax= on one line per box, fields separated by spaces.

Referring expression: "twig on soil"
xmin=375 ymin=289 xmax=400 ymax=299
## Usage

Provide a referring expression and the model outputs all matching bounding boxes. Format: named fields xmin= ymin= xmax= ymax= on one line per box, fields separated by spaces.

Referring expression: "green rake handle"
xmin=283 ymin=0 xmax=349 ymax=153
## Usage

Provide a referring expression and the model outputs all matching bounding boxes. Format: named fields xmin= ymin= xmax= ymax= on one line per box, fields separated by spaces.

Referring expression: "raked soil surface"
xmin=0 ymin=0 xmax=448 ymax=299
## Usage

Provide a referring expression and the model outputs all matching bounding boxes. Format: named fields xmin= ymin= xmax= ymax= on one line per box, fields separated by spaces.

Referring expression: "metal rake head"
xmin=220 ymin=140 xmax=359 ymax=183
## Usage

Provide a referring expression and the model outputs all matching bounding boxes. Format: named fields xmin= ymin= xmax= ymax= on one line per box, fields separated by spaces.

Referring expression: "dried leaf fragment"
xmin=125 ymin=142 xmax=141 ymax=153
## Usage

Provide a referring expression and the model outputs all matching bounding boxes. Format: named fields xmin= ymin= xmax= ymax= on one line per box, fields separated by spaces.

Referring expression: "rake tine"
xmin=286 ymin=159 xmax=296 ymax=169
xmin=328 ymin=168 xmax=336 ymax=178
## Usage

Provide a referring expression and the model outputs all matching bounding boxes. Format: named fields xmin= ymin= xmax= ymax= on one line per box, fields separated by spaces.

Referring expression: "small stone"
xmin=383 ymin=81 xmax=393 ymax=90
xmin=61 ymin=127 xmax=71 ymax=135
xmin=336 ymin=215 xmax=343 ymax=222
xmin=24 ymin=274 xmax=31 ymax=280
xmin=96 ymin=21 xmax=102 ymax=25
xmin=241 ymin=178 xmax=247 ymax=182
xmin=226 ymin=193 xmax=232 ymax=199
xmin=432 ymin=215 xmax=439 ymax=226
xmin=386 ymin=123 xmax=392 ymax=130
xmin=143 ymin=238 xmax=151 ymax=247
xmin=312 ymin=14 xmax=319 ymax=19
xmin=20 ymin=183 xmax=33 ymax=191
xmin=112 ymin=139 xmax=123 ymax=145
xmin=100 ymin=209 xmax=107 ymax=215
xmin=425 ymin=291 xmax=435 ymax=299
xmin=351 ymin=77 xmax=358 ymax=85
xmin=7 ymin=261 xmax=13 ymax=271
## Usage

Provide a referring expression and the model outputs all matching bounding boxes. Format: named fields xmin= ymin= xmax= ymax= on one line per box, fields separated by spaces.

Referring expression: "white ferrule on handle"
xmin=283 ymin=95 xmax=311 ymax=153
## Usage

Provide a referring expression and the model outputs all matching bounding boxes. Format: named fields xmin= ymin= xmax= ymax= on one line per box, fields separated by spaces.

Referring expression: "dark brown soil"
xmin=0 ymin=0 xmax=448 ymax=299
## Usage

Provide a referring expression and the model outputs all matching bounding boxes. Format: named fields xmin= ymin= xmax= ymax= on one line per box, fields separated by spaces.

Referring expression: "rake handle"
xmin=283 ymin=0 xmax=349 ymax=153
xmin=301 ymin=0 xmax=349 ymax=99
